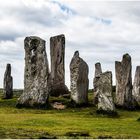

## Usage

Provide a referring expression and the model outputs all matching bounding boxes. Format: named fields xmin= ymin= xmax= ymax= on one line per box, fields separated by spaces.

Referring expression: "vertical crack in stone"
xmin=115 ymin=53 xmax=134 ymax=109
xmin=50 ymin=34 xmax=69 ymax=96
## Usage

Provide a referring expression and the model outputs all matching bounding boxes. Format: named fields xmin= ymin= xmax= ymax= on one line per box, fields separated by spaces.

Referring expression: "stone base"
xmin=17 ymin=91 xmax=50 ymax=109
xmin=49 ymin=85 xmax=69 ymax=97
xmin=16 ymin=101 xmax=50 ymax=109
xmin=67 ymin=99 xmax=89 ymax=108
xmin=3 ymin=94 xmax=13 ymax=99
xmin=115 ymin=104 xmax=135 ymax=111
xmin=96 ymin=109 xmax=118 ymax=117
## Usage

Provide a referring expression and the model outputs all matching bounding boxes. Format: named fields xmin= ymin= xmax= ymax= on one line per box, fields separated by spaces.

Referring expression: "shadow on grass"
xmin=137 ymin=117 xmax=140 ymax=121
xmin=0 ymin=127 xmax=57 ymax=139
xmin=65 ymin=131 xmax=90 ymax=138
xmin=96 ymin=109 xmax=119 ymax=118
xmin=0 ymin=127 xmax=6 ymax=139
xmin=98 ymin=135 xmax=112 ymax=139
xmin=0 ymin=98 xmax=17 ymax=108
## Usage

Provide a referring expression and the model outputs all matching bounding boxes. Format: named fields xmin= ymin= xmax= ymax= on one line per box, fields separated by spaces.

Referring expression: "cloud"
xmin=0 ymin=0 xmax=140 ymax=89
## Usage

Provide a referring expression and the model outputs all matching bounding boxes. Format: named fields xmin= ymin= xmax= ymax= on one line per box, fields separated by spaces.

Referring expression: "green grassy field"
xmin=0 ymin=89 xmax=140 ymax=139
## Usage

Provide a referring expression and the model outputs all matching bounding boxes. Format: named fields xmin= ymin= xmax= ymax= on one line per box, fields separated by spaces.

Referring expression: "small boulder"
xmin=52 ymin=102 xmax=65 ymax=110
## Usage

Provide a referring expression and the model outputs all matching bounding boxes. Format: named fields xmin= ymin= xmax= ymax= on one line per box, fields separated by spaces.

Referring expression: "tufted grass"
xmin=0 ymin=89 xmax=140 ymax=138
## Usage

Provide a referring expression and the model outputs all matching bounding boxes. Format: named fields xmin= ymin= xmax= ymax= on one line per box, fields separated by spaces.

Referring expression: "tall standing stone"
xmin=3 ymin=64 xmax=13 ymax=99
xmin=70 ymin=51 xmax=89 ymax=104
xmin=115 ymin=53 xmax=133 ymax=109
xmin=50 ymin=34 xmax=68 ymax=96
xmin=17 ymin=36 xmax=49 ymax=107
xmin=97 ymin=71 xmax=116 ymax=113
xmin=132 ymin=66 xmax=140 ymax=107
xmin=93 ymin=62 xmax=102 ymax=105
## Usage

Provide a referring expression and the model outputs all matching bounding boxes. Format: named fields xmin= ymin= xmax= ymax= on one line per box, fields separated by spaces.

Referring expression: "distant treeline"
xmin=0 ymin=89 xmax=23 ymax=98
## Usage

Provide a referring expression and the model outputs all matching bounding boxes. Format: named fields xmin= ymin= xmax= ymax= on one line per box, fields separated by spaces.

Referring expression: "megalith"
xmin=93 ymin=62 xmax=102 ymax=105
xmin=115 ymin=53 xmax=133 ymax=109
xmin=50 ymin=34 xmax=69 ymax=96
xmin=97 ymin=71 xmax=116 ymax=113
xmin=70 ymin=51 xmax=89 ymax=104
xmin=3 ymin=64 xmax=13 ymax=99
xmin=132 ymin=66 xmax=140 ymax=107
xmin=17 ymin=36 xmax=49 ymax=108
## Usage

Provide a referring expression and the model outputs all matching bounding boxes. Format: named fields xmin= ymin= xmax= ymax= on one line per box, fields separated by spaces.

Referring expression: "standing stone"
xmin=94 ymin=63 xmax=102 ymax=78
xmin=70 ymin=51 xmax=89 ymax=104
xmin=132 ymin=66 xmax=140 ymax=107
xmin=3 ymin=64 xmax=13 ymax=99
xmin=93 ymin=62 xmax=102 ymax=105
xmin=17 ymin=36 xmax=49 ymax=107
xmin=115 ymin=53 xmax=133 ymax=109
xmin=97 ymin=71 xmax=116 ymax=113
xmin=50 ymin=34 xmax=69 ymax=96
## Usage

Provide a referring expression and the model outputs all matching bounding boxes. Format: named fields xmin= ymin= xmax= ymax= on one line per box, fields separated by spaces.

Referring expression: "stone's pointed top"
xmin=6 ymin=64 xmax=11 ymax=75
xmin=123 ymin=53 xmax=130 ymax=56
xmin=74 ymin=51 xmax=79 ymax=57
xmin=95 ymin=62 xmax=101 ymax=65
xmin=123 ymin=53 xmax=131 ymax=60
xmin=7 ymin=63 xmax=11 ymax=66
xmin=95 ymin=62 xmax=102 ymax=71
xmin=7 ymin=63 xmax=11 ymax=68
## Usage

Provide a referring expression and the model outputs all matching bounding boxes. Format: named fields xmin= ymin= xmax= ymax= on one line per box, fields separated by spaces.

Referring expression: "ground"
xmin=0 ymin=89 xmax=140 ymax=139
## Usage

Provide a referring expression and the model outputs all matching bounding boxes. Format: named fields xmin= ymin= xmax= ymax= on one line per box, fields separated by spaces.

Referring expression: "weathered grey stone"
xmin=70 ymin=51 xmax=89 ymax=104
xmin=17 ymin=36 xmax=49 ymax=107
xmin=132 ymin=66 xmax=140 ymax=107
xmin=93 ymin=62 xmax=102 ymax=105
xmin=94 ymin=63 xmax=102 ymax=78
xmin=3 ymin=64 xmax=13 ymax=99
xmin=50 ymin=34 xmax=69 ymax=96
xmin=115 ymin=53 xmax=133 ymax=109
xmin=97 ymin=71 xmax=116 ymax=113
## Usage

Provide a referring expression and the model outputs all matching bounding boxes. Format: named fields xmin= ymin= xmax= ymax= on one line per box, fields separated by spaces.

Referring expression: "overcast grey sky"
xmin=0 ymin=0 xmax=140 ymax=89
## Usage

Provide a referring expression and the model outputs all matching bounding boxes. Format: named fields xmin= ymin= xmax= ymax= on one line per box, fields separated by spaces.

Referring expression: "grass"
xmin=0 ymin=90 xmax=140 ymax=138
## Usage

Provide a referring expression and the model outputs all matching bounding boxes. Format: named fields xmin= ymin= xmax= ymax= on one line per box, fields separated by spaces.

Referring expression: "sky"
xmin=0 ymin=0 xmax=140 ymax=89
